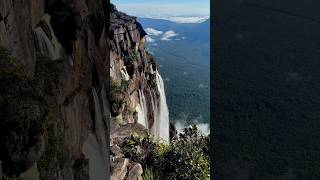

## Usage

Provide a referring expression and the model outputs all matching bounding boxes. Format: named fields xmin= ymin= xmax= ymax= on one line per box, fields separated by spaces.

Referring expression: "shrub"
xmin=150 ymin=125 xmax=210 ymax=180
xmin=119 ymin=125 xmax=210 ymax=180
xmin=0 ymin=47 xmax=47 ymax=175
xmin=128 ymin=50 xmax=138 ymax=62
xmin=143 ymin=167 xmax=160 ymax=180
xmin=110 ymin=79 xmax=125 ymax=116
xmin=119 ymin=133 xmax=157 ymax=166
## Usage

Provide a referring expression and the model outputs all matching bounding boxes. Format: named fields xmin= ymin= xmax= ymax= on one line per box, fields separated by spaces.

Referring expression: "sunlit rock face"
xmin=109 ymin=3 xmax=169 ymax=142
xmin=109 ymin=3 xmax=170 ymax=179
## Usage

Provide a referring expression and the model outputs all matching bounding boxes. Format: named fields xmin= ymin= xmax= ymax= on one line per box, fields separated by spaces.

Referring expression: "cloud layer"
xmin=174 ymin=119 xmax=210 ymax=136
xmin=146 ymin=36 xmax=155 ymax=43
xmin=167 ymin=16 xmax=209 ymax=23
xmin=161 ymin=30 xmax=178 ymax=41
xmin=113 ymin=3 xmax=210 ymax=19
xmin=145 ymin=27 xmax=163 ymax=36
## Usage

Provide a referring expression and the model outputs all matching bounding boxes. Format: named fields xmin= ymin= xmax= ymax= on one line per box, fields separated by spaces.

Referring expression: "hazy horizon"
xmin=111 ymin=0 xmax=210 ymax=23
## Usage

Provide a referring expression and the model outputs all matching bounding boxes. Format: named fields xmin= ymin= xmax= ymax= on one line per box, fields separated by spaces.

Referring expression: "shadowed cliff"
xmin=0 ymin=0 xmax=109 ymax=179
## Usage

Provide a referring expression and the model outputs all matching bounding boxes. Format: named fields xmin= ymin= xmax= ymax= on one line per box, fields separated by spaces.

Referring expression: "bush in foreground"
xmin=120 ymin=125 xmax=210 ymax=180
xmin=150 ymin=125 xmax=210 ymax=180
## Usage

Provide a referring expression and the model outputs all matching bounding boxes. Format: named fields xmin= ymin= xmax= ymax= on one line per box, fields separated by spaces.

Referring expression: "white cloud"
xmin=175 ymin=121 xmax=186 ymax=136
xmin=199 ymin=84 xmax=205 ymax=88
xmin=175 ymin=121 xmax=210 ymax=136
xmin=197 ymin=123 xmax=210 ymax=136
xmin=174 ymin=113 xmax=210 ymax=136
xmin=146 ymin=36 xmax=155 ymax=43
xmin=112 ymin=3 xmax=210 ymax=18
xmin=167 ymin=16 xmax=209 ymax=23
xmin=145 ymin=28 xmax=163 ymax=36
xmin=161 ymin=30 xmax=178 ymax=41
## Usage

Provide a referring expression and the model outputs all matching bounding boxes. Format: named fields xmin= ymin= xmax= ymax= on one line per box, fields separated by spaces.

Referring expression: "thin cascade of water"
xmin=137 ymin=89 xmax=149 ymax=128
xmin=134 ymin=70 xmax=169 ymax=142
xmin=33 ymin=14 xmax=63 ymax=60
xmin=82 ymin=88 xmax=108 ymax=180
xmin=141 ymin=89 xmax=149 ymax=128
xmin=136 ymin=103 xmax=146 ymax=127
xmin=154 ymin=70 xmax=170 ymax=142
xmin=148 ymin=88 xmax=156 ymax=131
xmin=120 ymin=66 xmax=130 ymax=81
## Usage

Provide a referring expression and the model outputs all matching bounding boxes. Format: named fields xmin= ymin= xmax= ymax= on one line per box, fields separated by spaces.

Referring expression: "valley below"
xmin=139 ymin=17 xmax=211 ymax=133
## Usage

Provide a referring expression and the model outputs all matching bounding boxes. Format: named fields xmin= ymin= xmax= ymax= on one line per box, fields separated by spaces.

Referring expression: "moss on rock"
xmin=0 ymin=47 xmax=47 ymax=176
xmin=0 ymin=47 xmax=67 ymax=179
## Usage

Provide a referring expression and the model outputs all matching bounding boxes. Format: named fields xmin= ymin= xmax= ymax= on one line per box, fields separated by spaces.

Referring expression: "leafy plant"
xmin=143 ymin=167 xmax=160 ymax=180
xmin=110 ymin=79 xmax=125 ymax=116
xmin=119 ymin=124 xmax=210 ymax=180
xmin=149 ymin=125 xmax=210 ymax=180
xmin=119 ymin=133 xmax=157 ymax=165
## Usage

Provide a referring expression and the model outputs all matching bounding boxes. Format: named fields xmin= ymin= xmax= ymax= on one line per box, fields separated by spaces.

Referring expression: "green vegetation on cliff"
xmin=118 ymin=125 xmax=210 ymax=180
xmin=0 ymin=47 xmax=47 ymax=176
xmin=0 ymin=47 xmax=68 ymax=179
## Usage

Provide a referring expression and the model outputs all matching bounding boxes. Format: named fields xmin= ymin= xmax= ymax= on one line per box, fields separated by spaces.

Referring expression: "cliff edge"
xmin=109 ymin=4 xmax=170 ymax=180
xmin=0 ymin=1 xmax=170 ymax=179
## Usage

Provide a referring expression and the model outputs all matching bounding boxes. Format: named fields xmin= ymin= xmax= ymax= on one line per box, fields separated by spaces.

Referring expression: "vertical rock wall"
xmin=0 ymin=1 xmax=170 ymax=179
xmin=0 ymin=0 xmax=109 ymax=179
xmin=109 ymin=4 xmax=169 ymax=140
xmin=109 ymin=4 xmax=170 ymax=180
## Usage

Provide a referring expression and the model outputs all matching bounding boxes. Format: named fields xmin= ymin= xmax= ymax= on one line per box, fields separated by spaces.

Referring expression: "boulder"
xmin=110 ymin=158 xmax=130 ymax=180
xmin=127 ymin=163 xmax=143 ymax=180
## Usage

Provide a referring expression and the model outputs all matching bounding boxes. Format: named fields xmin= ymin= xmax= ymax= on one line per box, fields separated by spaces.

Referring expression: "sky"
xmin=111 ymin=0 xmax=210 ymax=19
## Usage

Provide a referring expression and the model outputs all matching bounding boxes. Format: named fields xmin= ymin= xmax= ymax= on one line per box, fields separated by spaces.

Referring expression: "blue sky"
xmin=111 ymin=0 xmax=210 ymax=18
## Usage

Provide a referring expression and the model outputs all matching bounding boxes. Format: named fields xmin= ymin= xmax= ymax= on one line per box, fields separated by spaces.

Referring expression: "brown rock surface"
xmin=0 ymin=0 xmax=110 ymax=179
xmin=109 ymin=4 xmax=163 ymax=180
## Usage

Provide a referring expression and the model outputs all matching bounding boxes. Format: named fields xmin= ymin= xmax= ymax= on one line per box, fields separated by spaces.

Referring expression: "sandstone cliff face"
xmin=109 ymin=4 xmax=169 ymax=180
xmin=0 ymin=1 xmax=169 ymax=179
xmin=0 ymin=0 xmax=109 ymax=179
xmin=109 ymin=4 xmax=168 ymax=137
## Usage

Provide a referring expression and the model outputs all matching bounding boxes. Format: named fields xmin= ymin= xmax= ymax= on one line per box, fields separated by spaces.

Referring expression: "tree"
xmin=148 ymin=125 xmax=210 ymax=180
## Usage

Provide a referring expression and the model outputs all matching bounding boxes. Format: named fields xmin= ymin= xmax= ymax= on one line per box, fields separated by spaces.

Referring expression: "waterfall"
xmin=148 ymin=88 xmax=156 ymax=130
xmin=135 ymin=70 xmax=169 ymax=142
xmin=154 ymin=70 xmax=170 ymax=142
xmin=150 ymin=64 xmax=154 ymax=74
xmin=120 ymin=66 xmax=130 ymax=81
xmin=136 ymin=103 xmax=145 ymax=127
xmin=136 ymin=89 xmax=148 ymax=128
xmin=33 ymin=14 xmax=63 ymax=60
xmin=82 ymin=88 xmax=108 ymax=180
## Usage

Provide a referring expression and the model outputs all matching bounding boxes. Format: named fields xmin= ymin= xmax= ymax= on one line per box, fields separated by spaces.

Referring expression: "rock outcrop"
xmin=109 ymin=4 xmax=170 ymax=180
xmin=0 ymin=0 xmax=109 ymax=179
xmin=0 ymin=1 xmax=170 ymax=179
xmin=109 ymin=4 xmax=169 ymax=140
